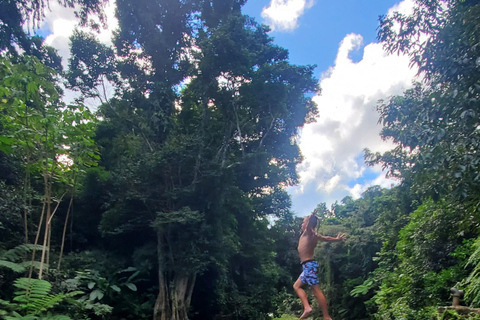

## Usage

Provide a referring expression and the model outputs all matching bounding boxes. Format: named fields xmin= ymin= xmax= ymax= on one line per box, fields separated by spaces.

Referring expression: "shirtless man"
xmin=294 ymin=213 xmax=346 ymax=320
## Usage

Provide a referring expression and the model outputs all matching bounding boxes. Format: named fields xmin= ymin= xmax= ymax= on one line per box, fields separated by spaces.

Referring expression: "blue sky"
xmin=243 ymin=0 xmax=400 ymax=71
xmin=239 ymin=0 xmax=418 ymax=215
xmin=37 ymin=0 xmax=418 ymax=217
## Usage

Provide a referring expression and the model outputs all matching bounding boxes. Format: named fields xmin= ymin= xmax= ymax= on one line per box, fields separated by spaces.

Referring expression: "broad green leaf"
xmin=125 ymin=283 xmax=137 ymax=292
xmin=89 ymin=290 xmax=104 ymax=301
xmin=110 ymin=285 xmax=121 ymax=293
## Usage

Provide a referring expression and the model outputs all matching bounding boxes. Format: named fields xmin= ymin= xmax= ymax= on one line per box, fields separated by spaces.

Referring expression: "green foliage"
xmin=78 ymin=1 xmax=319 ymax=317
xmin=272 ymin=315 xmax=298 ymax=320
xmin=0 ymin=278 xmax=81 ymax=319
xmin=71 ymin=267 xmax=139 ymax=303
xmin=0 ymin=0 xmax=106 ymax=59
xmin=0 ymin=181 xmax=25 ymax=248
xmin=56 ymin=251 xmax=153 ymax=320
xmin=440 ymin=310 xmax=480 ymax=320
xmin=314 ymin=187 xmax=408 ymax=320
xmin=0 ymin=55 xmax=100 ymax=196
xmin=351 ymin=279 xmax=374 ymax=298
xmin=368 ymin=0 xmax=480 ymax=203
xmin=396 ymin=200 xmax=467 ymax=272
xmin=463 ymin=238 xmax=480 ymax=307
xmin=67 ymin=30 xmax=118 ymax=103
xmin=0 ymin=54 xmax=100 ymax=278
xmin=0 ymin=55 xmax=100 ymax=176
xmin=0 ymin=244 xmax=44 ymax=273
xmin=361 ymin=2 xmax=480 ymax=318
xmin=369 ymin=199 xmax=472 ymax=320
xmin=376 ymin=302 xmax=439 ymax=320
xmin=3 ymin=0 xmax=480 ymax=320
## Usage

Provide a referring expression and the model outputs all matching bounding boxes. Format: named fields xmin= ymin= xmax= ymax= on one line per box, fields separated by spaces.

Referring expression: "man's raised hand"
xmin=336 ymin=233 xmax=347 ymax=241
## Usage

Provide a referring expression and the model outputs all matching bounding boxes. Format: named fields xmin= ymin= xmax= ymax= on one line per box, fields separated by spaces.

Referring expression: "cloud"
xmin=387 ymin=0 xmax=416 ymax=15
xmin=35 ymin=0 xmax=419 ymax=215
xmin=261 ymin=0 xmax=314 ymax=32
xmin=288 ymin=31 xmax=418 ymax=214
xmin=39 ymin=1 xmax=118 ymax=107
xmin=43 ymin=1 xmax=117 ymax=68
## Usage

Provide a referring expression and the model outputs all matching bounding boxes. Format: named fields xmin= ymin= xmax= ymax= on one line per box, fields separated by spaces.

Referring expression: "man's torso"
xmin=297 ymin=232 xmax=318 ymax=263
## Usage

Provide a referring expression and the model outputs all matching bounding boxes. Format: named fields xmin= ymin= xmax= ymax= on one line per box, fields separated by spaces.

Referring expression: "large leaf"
xmin=125 ymin=283 xmax=137 ymax=292
xmin=89 ymin=289 xmax=104 ymax=301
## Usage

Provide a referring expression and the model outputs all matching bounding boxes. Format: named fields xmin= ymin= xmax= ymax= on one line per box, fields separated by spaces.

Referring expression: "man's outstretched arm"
xmin=316 ymin=233 xmax=346 ymax=242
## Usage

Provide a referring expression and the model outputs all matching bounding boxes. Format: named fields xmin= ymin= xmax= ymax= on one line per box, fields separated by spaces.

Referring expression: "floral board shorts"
xmin=300 ymin=260 xmax=319 ymax=286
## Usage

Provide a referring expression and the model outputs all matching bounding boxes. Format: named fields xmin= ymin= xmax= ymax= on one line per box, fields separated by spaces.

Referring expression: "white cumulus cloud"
xmin=39 ymin=0 xmax=118 ymax=107
xmin=43 ymin=0 xmax=118 ymax=69
xmin=387 ymin=0 xmax=416 ymax=16
xmin=288 ymin=31 xmax=418 ymax=214
xmin=261 ymin=0 xmax=314 ymax=31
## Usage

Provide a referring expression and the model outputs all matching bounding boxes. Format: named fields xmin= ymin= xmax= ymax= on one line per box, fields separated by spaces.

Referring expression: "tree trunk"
xmin=22 ymin=91 xmax=31 ymax=245
xmin=57 ymin=193 xmax=74 ymax=269
xmin=23 ymin=164 xmax=30 ymax=245
xmin=38 ymin=172 xmax=51 ymax=279
xmin=153 ymin=231 xmax=197 ymax=320
xmin=29 ymin=191 xmax=47 ymax=279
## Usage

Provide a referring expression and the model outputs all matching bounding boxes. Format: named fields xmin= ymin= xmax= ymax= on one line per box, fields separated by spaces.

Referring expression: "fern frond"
xmin=30 ymin=296 xmax=66 ymax=316
xmin=14 ymin=278 xmax=51 ymax=294
xmin=4 ymin=311 xmax=37 ymax=319
xmin=0 ymin=261 xmax=27 ymax=273
xmin=0 ymin=244 xmax=46 ymax=273
xmin=13 ymin=278 xmax=51 ymax=309
xmin=1 ymin=245 xmax=44 ymax=262
xmin=11 ymin=278 xmax=82 ymax=315
xmin=38 ymin=315 xmax=72 ymax=320
xmin=0 ymin=261 xmax=45 ymax=273
xmin=0 ymin=298 xmax=11 ymax=315
xmin=19 ymin=261 xmax=42 ymax=271
xmin=464 ymin=237 xmax=480 ymax=307
xmin=466 ymin=238 xmax=480 ymax=267
xmin=29 ymin=291 xmax=81 ymax=316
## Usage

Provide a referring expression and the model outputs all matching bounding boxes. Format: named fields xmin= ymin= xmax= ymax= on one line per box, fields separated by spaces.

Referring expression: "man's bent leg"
xmin=311 ymin=284 xmax=332 ymax=320
xmin=293 ymin=278 xmax=312 ymax=319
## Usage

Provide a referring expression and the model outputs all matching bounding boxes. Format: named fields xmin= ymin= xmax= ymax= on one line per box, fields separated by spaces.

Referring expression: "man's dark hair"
xmin=308 ymin=215 xmax=318 ymax=229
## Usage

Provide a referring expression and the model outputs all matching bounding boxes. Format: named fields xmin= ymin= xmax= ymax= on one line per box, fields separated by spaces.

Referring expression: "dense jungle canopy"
xmin=0 ymin=0 xmax=479 ymax=319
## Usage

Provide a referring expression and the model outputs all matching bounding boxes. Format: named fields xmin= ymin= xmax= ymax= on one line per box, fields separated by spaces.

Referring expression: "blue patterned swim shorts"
xmin=300 ymin=260 xmax=319 ymax=285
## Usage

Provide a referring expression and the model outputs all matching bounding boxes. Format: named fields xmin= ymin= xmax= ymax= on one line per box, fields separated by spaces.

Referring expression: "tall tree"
xmin=71 ymin=1 xmax=318 ymax=318
xmin=368 ymin=0 xmax=480 ymax=202
xmin=0 ymin=56 xmax=99 ymax=278
xmin=362 ymin=0 xmax=480 ymax=318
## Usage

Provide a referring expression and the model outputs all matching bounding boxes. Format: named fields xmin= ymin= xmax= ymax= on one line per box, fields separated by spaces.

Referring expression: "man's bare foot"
xmin=323 ymin=317 xmax=332 ymax=320
xmin=299 ymin=308 xmax=312 ymax=319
